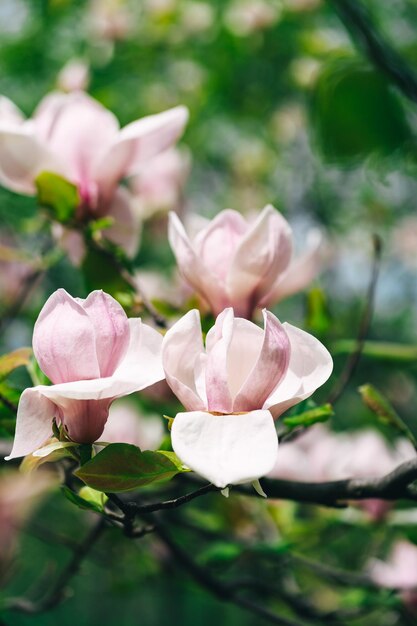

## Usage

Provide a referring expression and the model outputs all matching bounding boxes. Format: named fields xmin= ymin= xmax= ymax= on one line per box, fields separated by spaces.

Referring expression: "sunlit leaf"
xmin=75 ymin=443 xmax=186 ymax=492
xmin=283 ymin=403 xmax=334 ymax=429
xmin=0 ymin=347 xmax=32 ymax=380
xmin=35 ymin=171 xmax=80 ymax=223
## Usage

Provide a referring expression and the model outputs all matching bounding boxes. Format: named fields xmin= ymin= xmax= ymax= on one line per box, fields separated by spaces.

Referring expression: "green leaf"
xmin=283 ymin=403 xmax=334 ymax=429
xmin=62 ymin=486 xmax=106 ymax=513
xmin=78 ymin=486 xmax=108 ymax=511
xmin=20 ymin=440 xmax=78 ymax=473
xmin=312 ymin=57 xmax=412 ymax=164
xmin=359 ymin=384 xmax=417 ymax=448
xmin=35 ymin=171 xmax=80 ymax=223
xmin=0 ymin=347 xmax=32 ymax=380
xmin=305 ymin=287 xmax=331 ymax=336
xmin=74 ymin=443 xmax=186 ymax=492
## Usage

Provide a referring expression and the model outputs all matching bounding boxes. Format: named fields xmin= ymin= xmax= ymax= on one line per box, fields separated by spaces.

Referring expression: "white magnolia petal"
xmin=5 ymin=389 xmax=56 ymax=460
xmin=171 ymin=410 xmax=278 ymax=488
xmin=261 ymin=229 xmax=324 ymax=306
xmin=162 ymin=309 xmax=207 ymax=411
xmin=264 ymin=323 xmax=333 ymax=418
xmin=0 ymin=127 xmax=57 ymax=194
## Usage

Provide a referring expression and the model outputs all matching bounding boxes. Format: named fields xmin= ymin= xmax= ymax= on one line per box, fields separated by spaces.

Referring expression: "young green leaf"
xmin=283 ymin=404 xmax=334 ymax=429
xmin=74 ymin=443 xmax=186 ymax=492
xmin=0 ymin=347 xmax=32 ymax=380
xmin=359 ymin=384 xmax=417 ymax=448
xmin=35 ymin=171 xmax=80 ymax=223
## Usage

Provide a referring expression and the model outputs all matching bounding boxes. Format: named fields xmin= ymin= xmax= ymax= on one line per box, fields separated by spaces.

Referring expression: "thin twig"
xmin=106 ymin=483 xmax=217 ymax=518
xmin=329 ymin=0 xmax=417 ymax=105
xmin=5 ymin=518 xmax=106 ymax=614
xmin=327 ymin=234 xmax=382 ymax=404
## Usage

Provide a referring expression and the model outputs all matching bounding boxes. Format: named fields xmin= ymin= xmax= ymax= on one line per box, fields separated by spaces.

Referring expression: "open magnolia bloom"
xmin=162 ymin=307 xmax=332 ymax=488
xmin=6 ymin=289 xmax=164 ymax=460
xmin=0 ymin=92 xmax=188 ymax=259
xmin=168 ymin=204 xmax=323 ymax=319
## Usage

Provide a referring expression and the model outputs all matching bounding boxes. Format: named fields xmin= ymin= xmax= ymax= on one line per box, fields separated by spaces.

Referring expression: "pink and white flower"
xmin=168 ymin=205 xmax=323 ymax=319
xmin=162 ymin=307 xmax=332 ymax=487
xmin=0 ymin=92 xmax=188 ymax=259
xmin=6 ymin=289 xmax=164 ymax=459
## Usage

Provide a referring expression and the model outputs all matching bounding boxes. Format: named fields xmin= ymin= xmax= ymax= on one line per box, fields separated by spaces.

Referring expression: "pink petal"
xmin=205 ymin=308 xmax=234 ymax=413
xmin=33 ymin=289 xmax=100 ymax=384
xmin=168 ymin=212 xmax=227 ymax=315
xmin=0 ymin=96 xmax=25 ymax=125
xmin=96 ymin=106 xmax=189 ymax=198
xmin=228 ymin=205 xmax=293 ymax=316
xmin=56 ymin=397 xmax=112 ymax=443
xmin=264 ymin=323 xmax=333 ymax=418
xmin=101 ymin=186 xmax=141 ymax=258
xmin=5 ymin=389 xmax=56 ymax=460
xmin=171 ymin=409 xmax=278 ymax=488
xmin=193 ymin=210 xmax=248 ymax=285
xmin=0 ymin=127 xmax=56 ymax=195
xmin=233 ymin=310 xmax=291 ymax=412
xmin=81 ymin=290 xmax=130 ymax=377
xmin=162 ymin=309 xmax=207 ymax=411
xmin=36 ymin=92 xmax=119 ymax=191
xmin=261 ymin=229 xmax=323 ymax=306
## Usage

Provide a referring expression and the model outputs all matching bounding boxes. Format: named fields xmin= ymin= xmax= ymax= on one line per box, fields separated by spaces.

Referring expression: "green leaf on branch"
xmin=359 ymin=384 xmax=417 ymax=448
xmin=74 ymin=443 xmax=187 ymax=492
xmin=35 ymin=171 xmax=80 ymax=223
xmin=283 ymin=403 xmax=334 ymax=429
xmin=0 ymin=347 xmax=32 ymax=380
xmin=62 ymin=486 xmax=108 ymax=513
xmin=306 ymin=287 xmax=331 ymax=336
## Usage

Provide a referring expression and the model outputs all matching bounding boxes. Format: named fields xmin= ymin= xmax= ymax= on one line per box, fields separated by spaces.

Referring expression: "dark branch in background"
xmin=4 ymin=518 xmax=106 ymax=614
xmin=329 ymin=0 xmax=417 ymax=105
xmin=239 ymin=456 xmax=417 ymax=507
xmin=327 ymin=234 xmax=381 ymax=404
xmin=87 ymin=235 xmax=167 ymax=329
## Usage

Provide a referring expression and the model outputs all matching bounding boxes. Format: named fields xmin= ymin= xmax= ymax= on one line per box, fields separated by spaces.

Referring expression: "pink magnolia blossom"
xmin=369 ymin=540 xmax=417 ymax=611
xmin=6 ymin=289 xmax=164 ymax=459
xmin=162 ymin=307 xmax=332 ymax=487
xmin=101 ymin=400 xmax=164 ymax=449
xmin=130 ymin=148 xmax=191 ymax=219
xmin=168 ymin=205 xmax=323 ymax=319
xmin=0 ymin=92 xmax=188 ymax=259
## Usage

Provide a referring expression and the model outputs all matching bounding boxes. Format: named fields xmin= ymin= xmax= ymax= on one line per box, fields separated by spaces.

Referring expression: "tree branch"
xmin=329 ymin=0 xmax=417 ymax=105
xmin=327 ymin=234 xmax=381 ymax=404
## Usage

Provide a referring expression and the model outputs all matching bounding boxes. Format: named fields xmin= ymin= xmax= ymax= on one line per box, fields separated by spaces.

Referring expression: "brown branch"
xmin=327 ymin=234 xmax=382 ymax=404
xmin=329 ymin=0 xmax=417 ymax=105
xmin=236 ymin=456 xmax=417 ymax=507
xmin=5 ymin=518 xmax=106 ymax=614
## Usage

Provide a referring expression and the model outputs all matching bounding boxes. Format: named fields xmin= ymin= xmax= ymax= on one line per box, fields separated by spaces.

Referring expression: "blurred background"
xmin=1 ymin=0 xmax=417 ymax=624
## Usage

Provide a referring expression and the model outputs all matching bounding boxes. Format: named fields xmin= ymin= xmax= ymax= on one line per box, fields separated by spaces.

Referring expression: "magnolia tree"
xmin=2 ymin=2 xmax=417 ymax=625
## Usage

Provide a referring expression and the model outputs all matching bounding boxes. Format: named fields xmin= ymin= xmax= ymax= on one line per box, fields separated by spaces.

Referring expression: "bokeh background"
xmin=2 ymin=0 xmax=417 ymax=624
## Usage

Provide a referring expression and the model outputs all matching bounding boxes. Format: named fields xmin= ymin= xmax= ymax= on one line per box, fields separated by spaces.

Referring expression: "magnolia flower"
xmin=6 ymin=289 xmax=164 ymax=460
xmin=130 ymin=148 xmax=190 ymax=219
xmin=0 ymin=91 xmax=188 ymax=259
xmin=162 ymin=307 xmax=332 ymax=488
xmin=101 ymin=400 xmax=164 ymax=449
xmin=168 ymin=205 xmax=323 ymax=319
xmin=369 ymin=540 xmax=417 ymax=611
